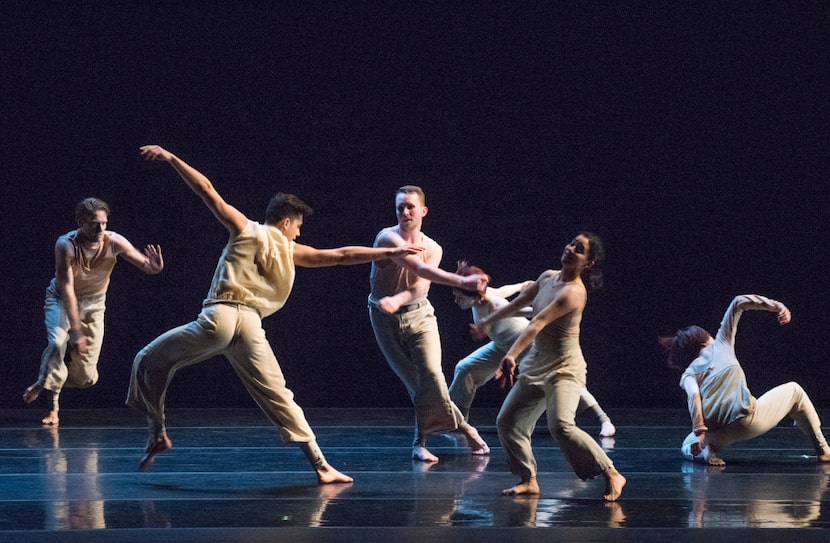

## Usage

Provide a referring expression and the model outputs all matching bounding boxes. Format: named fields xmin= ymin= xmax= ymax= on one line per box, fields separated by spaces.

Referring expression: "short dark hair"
xmin=75 ymin=198 xmax=110 ymax=223
xmin=265 ymin=192 xmax=313 ymax=224
xmin=579 ymin=231 xmax=605 ymax=291
xmin=658 ymin=325 xmax=711 ymax=370
xmin=396 ymin=185 xmax=425 ymax=205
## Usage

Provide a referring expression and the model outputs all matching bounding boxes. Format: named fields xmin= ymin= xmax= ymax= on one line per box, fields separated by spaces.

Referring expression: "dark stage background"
xmin=3 ymin=3 xmax=828 ymax=413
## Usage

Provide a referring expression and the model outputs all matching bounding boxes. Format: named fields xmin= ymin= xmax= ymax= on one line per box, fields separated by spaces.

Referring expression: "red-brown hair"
xmin=658 ymin=325 xmax=711 ymax=370
xmin=454 ymin=260 xmax=490 ymax=301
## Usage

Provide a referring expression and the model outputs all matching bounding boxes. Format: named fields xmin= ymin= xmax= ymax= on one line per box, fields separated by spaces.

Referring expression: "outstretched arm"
xmin=377 ymin=229 xmax=486 ymax=292
xmin=140 ymin=145 xmax=248 ymax=237
xmin=292 ymin=243 xmax=424 ymax=268
xmin=489 ymin=280 xmax=534 ymax=300
xmin=486 ymin=280 xmax=535 ymax=319
xmin=110 ymin=233 xmax=164 ymax=275
xmin=471 ymin=275 xmax=543 ymax=340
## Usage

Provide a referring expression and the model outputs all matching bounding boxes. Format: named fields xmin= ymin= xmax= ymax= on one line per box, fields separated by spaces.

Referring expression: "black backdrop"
xmin=3 ymin=3 xmax=828 ymax=412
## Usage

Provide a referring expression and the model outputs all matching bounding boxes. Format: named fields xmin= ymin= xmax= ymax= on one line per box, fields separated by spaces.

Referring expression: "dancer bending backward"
xmin=450 ymin=261 xmax=615 ymax=437
xmin=369 ymin=185 xmax=490 ymax=463
xmin=23 ymin=197 xmax=163 ymax=426
xmin=659 ymin=294 xmax=830 ymax=467
xmin=128 ymin=145 xmax=423 ymax=483
xmin=471 ymin=233 xmax=625 ymax=501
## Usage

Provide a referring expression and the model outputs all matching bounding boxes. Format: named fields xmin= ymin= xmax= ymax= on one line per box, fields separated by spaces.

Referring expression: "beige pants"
xmin=38 ymin=288 xmax=106 ymax=395
xmin=369 ymin=301 xmax=464 ymax=443
xmin=127 ymin=302 xmax=315 ymax=443
xmin=497 ymin=375 xmax=614 ymax=481
xmin=682 ymin=381 xmax=829 ymax=459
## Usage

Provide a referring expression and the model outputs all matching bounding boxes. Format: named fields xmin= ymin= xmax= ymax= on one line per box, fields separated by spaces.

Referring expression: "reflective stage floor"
xmin=1 ymin=407 xmax=829 ymax=542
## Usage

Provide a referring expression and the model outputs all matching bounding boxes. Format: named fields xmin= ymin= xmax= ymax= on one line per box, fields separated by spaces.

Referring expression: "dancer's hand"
xmin=460 ymin=273 xmax=488 ymax=296
xmin=390 ymin=244 xmax=424 ymax=257
xmin=690 ymin=433 xmax=705 ymax=456
xmin=777 ymin=304 xmax=791 ymax=325
xmin=377 ymin=296 xmax=401 ymax=314
xmin=139 ymin=145 xmax=174 ymax=162
xmin=69 ymin=328 xmax=88 ymax=354
xmin=495 ymin=356 xmax=517 ymax=389
xmin=143 ymin=244 xmax=164 ymax=273
xmin=469 ymin=322 xmax=489 ymax=341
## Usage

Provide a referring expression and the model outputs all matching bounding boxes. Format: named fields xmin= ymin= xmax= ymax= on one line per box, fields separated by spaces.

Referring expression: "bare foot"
xmin=139 ymin=435 xmax=172 ymax=471
xmin=603 ymin=468 xmax=626 ymax=502
xmin=502 ymin=479 xmax=540 ymax=496
xmin=22 ymin=384 xmax=43 ymax=404
xmin=462 ymin=425 xmax=490 ymax=456
xmin=817 ymin=450 xmax=830 ymax=463
xmin=703 ymin=447 xmax=726 ymax=467
xmin=41 ymin=410 xmax=59 ymax=426
xmin=600 ymin=421 xmax=616 ymax=437
xmin=413 ymin=445 xmax=439 ymax=463
xmin=316 ymin=463 xmax=354 ymax=485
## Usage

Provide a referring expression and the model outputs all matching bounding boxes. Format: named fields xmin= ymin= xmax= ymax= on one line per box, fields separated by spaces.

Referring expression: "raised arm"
xmin=717 ymin=294 xmax=791 ymax=345
xmin=139 ymin=145 xmax=248 ymax=237
xmin=53 ymin=239 xmax=86 ymax=354
xmin=292 ymin=243 xmax=424 ymax=268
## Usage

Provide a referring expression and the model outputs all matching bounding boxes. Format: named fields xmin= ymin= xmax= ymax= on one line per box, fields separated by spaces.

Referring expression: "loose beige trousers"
xmin=127 ymin=302 xmax=315 ymax=443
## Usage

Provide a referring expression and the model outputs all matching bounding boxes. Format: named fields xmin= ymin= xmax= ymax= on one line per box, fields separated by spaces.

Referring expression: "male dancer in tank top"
xmin=23 ymin=197 xmax=164 ymax=425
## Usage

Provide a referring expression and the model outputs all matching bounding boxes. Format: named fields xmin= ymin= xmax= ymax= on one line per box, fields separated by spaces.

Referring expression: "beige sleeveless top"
xmin=48 ymin=230 xmax=118 ymax=297
xmin=204 ymin=221 xmax=295 ymax=318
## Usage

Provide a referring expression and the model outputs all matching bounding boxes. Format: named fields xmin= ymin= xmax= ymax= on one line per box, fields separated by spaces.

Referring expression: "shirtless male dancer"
xmin=368 ymin=185 xmax=489 ymax=463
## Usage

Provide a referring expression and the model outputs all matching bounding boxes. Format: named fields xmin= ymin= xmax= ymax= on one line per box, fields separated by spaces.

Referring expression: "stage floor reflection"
xmin=2 ymin=407 xmax=830 ymax=542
